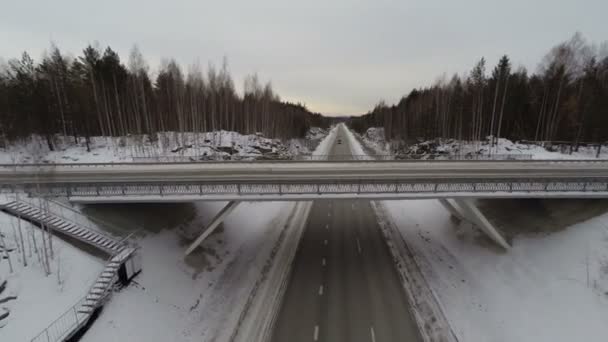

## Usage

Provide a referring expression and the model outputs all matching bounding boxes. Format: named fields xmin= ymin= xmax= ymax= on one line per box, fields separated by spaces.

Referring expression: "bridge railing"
xmin=6 ymin=178 xmax=607 ymax=199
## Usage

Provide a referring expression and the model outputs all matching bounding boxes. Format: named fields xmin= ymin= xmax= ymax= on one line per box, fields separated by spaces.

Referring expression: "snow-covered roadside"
xmin=347 ymin=125 xmax=608 ymax=342
xmin=0 ymin=210 xmax=104 ymax=341
xmin=355 ymin=126 xmax=608 ymax=160
xmin=381 ymin=200 xmax=608 ymax=342
xmin=0 ymin=128 xmax=328 ymax=164
xmin=80 ymin=201 xmax=298 ymax=342
xmin=312 ymin=124 xmax=337 ymax=158
xmin=77 ymin=126 xmax=336 ymax=342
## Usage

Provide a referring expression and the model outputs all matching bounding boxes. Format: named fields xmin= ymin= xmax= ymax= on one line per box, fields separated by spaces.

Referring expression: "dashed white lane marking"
xmin=370 ymin=326 xmax=376 ymax=342
xmin=325 ymin=224 xmax=329 ymax=230
xmin=356 ymin=237 xmax=362 ymax=254
xmin=328 ymin=212 xmax=331 ymax=217
xmin=319 ymin=285 xmax=324 ymax=295
xmin=324 ymin=239 xmax=328 ymax=246
xmin=314 ymin=325 xmax=319 ymax=341
xmin=322 ymin=258 xmax=326 ymax=266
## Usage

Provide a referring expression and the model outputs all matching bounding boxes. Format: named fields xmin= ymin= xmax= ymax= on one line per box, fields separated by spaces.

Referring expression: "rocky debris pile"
xmin=164 ymin=129 xmax=326 ymax=161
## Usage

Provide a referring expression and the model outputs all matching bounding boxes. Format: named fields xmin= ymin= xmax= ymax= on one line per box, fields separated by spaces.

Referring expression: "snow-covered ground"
xmin=80 ymin=201 xmax=297 ymax=342
xmin=76 ymin=127 xmax=333 ymax=341
xmin=0 ymin=128 xmax=328 ymax=164
xmin=356 ymin=126 xmax=608 ymax=160
xmin=382 ymin=200 xmax=608 ymax=342
xmin=345 ymin=125 xmax=608 ymax=342
xmin=1 ymin=127 xmax=332 ymax=341
xmin=0 ymin=208 xmax=104 ymax=341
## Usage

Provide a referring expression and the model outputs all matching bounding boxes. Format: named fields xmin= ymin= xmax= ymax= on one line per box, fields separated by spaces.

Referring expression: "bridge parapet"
xmin=3 ymin=178 xmax=607 ymax=202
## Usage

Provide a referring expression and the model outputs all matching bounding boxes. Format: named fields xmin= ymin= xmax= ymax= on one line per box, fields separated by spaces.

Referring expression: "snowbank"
xmin=0 ymin=128 xmax=329 ymax=164
xmin=356 ymin=126 xmax=608 ymax=160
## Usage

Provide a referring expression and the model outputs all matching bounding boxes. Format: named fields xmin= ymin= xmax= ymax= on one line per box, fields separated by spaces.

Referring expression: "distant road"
xmin=271 ymin=125 xmax=422 ymax=342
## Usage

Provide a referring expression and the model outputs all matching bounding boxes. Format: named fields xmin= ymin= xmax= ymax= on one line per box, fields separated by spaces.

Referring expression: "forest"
xmin=0 ymin=44 xmax=328 ymax=150
xmin=350 ymin=33 xmax=608 ymax=145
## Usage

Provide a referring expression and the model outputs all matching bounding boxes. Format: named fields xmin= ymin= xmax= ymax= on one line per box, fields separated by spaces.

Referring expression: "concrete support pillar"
xmin=438 ymin=198 xmax=466 ymax=222
xmin=184 ymin=201 xmax=240 ymax=256
xmin=452 ymin=198 xmax=510 ymax=250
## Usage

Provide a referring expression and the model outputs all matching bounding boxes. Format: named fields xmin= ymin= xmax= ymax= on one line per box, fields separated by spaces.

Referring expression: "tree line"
xmin=0 ymin=44 xmax=328 ymax=151
xmin=350 ymin=33 xmax=608 ymax=146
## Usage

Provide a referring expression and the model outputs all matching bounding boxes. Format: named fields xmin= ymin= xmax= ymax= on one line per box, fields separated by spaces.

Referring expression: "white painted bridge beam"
xmin=438 ymin=198 xmax=466 ymax=222
xmin=449 ymin=198 xmax=510 ymax=250
xmin=184 ymin=201 xmax=240 ymax=256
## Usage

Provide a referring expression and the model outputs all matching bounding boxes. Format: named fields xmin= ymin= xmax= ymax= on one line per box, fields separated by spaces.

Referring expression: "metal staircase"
xmin=78 ymin=247 xmax=135 ymax=315
xmin=0 ymin=198 xmax=139 ymax=342
xmin=0 ymin=200 xmax=123 ymax=255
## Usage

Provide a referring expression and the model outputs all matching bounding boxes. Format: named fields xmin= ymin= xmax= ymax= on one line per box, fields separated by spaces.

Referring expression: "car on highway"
xmin=337 ymin=139 xmax=342 ymax=144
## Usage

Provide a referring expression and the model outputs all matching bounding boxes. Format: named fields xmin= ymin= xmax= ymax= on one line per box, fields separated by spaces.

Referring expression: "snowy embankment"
xmin=0 ymin=128 xmax=328 ymax=164
xmin=0 ymin=196 xmax=104 ymax=341
xmin=381 ymin=200 xmax=608 ymax=342
xmin=357 ymin=126 xmax=608 ymax=160
xmin=346 ymin=125 xmax=608 ymax=342
xmin=77 ymin=127 xmax=336 ymax=342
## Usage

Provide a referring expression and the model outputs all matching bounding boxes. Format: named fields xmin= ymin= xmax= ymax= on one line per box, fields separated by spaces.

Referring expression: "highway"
xmin=271 ymin=125 xmax=422 ymax=342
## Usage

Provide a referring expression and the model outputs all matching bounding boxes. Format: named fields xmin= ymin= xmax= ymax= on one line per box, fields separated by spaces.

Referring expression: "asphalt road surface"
xmin=271 ymin=125 xmax=422 ymax=342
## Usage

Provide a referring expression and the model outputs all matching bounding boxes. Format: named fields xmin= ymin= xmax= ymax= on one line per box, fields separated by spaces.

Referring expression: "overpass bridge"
xmin=1 ymin=159 xmax=608 ymax=202
xmin=2 ymin=158 xmax=607 ymax=253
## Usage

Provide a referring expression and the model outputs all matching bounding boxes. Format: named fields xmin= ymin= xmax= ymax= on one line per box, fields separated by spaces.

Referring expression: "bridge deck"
xmin=2 ymin=160 xmax=608 ymax=201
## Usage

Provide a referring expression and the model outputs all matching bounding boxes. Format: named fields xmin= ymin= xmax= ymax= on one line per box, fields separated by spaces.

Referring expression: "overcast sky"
xmin=1 ymin=0 xmax=607 ymax=115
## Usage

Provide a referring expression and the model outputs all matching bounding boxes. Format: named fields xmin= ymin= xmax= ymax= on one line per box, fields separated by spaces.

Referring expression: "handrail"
xmin=14 ymin=195 xmax=122 ymax=246
xmin=30 ymin=245 xmax=126 ymax=342
xmin=29 ymin=226 xmax=138 ymax=342
xmin=42 ymin=196 xmax=146 ymax=238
